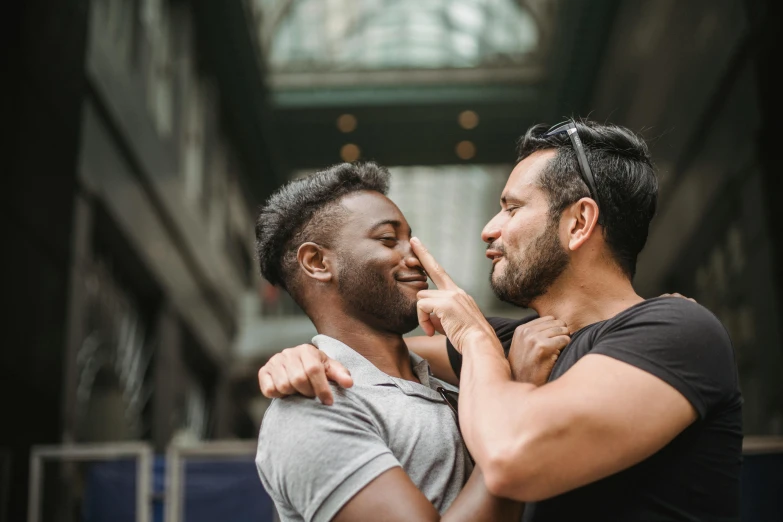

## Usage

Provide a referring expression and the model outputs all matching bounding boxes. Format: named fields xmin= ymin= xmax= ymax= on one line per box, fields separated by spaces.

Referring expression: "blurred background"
xmin=3 ymin=0 xmax=782 ymax=520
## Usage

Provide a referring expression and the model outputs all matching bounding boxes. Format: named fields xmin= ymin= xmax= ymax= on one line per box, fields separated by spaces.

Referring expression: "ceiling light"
xmin=337 ymin=114 xmax=358 ymax=133
xmin=458 ymin=110 xmax=479 ymax=130
xmin=340 ymin=143 xmax=361 ymax=162
xmin=456 ymin=141 xmax=476 ymax=160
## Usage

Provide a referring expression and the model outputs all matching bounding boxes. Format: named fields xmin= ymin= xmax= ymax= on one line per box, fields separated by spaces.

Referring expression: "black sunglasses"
xmin=437 ymin=386 xmax=461 ymax=430
xmin=544 ymin=120 xmax=603 ymax=225
xmin=437 ymin=386 xmax=476 ymax=465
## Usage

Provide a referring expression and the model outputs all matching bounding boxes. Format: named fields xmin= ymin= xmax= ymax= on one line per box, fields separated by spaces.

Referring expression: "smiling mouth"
xmin=396 ymin=274 xmax=429 ymax=290
xmin=398 ymin=280 xmax=429 ymax=290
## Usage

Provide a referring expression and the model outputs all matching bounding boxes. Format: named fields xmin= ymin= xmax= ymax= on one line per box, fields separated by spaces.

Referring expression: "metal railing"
xmin=27 ymin=442 xmax=153 ymax=522
xmin=164 ymin=439 xmax=261 ymax=522
xmin=28 ymin=436 xmax=780 ymax=522
xmin=742 ymin=435 xmax=783 ymax=455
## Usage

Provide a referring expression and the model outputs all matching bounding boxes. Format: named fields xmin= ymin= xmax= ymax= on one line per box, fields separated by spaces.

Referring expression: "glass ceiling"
xmin=251 ymin=0 xmax=547 ymax=73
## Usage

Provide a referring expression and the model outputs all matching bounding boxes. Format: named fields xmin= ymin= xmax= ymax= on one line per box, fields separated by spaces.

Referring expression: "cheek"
xmin=367 ymin=249 xmax=403 ymax=276
xmin=357 ymin=243 xmax=402 ymax=265
xmin=502 ymin=220 xmax=525 ymax=250
xmin=503 ymin=220 xmax=539 ymax=259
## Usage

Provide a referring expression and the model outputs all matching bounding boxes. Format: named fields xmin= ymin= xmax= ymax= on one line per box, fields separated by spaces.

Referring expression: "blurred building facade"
xmin=3 ymin=0 xmax=284 ymax=519
xmin=2 ymin=0 xmax=782 ymax=520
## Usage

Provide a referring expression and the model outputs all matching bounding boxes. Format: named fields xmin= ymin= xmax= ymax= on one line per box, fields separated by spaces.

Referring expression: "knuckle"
xmin=303 ymin=362 xmax=323 ymax=376
xmin=291 ymin=369 xmax=308 ymax=384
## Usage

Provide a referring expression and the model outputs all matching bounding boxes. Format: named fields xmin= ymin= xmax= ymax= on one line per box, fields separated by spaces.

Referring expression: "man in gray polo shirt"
xmin=254 ymin=162 xmax=521 ymax=522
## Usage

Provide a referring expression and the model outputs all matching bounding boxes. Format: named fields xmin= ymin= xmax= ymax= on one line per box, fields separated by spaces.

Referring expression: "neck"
xmin=530 ymin=263 xmax=643 ymax=333
xmin=310 ymin=311 xmax=418 ymax=382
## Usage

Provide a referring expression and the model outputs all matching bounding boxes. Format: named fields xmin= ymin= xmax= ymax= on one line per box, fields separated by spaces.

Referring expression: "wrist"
xmin=461 ymin=328 xmax=504 ymax=354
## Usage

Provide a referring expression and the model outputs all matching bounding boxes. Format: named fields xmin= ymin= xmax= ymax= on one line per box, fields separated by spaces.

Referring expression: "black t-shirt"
xmin=447 ymin=298 xmax=743 ymax=521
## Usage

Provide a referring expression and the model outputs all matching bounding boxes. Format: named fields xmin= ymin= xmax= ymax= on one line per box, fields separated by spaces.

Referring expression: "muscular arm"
xmin=404 ymin=335 xmax=458 ymax=386
xmin=459 ymin=340 xmax=696 ymax=501
xmin=334 ymin=467 xmax=522 ymax=522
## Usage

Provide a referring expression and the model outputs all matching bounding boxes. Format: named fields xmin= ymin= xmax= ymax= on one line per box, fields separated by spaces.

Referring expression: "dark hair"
xmin=517 ymin=119 xmax=658 ymax=279
xmin=255 ymin=162 xmax=390 ymax=297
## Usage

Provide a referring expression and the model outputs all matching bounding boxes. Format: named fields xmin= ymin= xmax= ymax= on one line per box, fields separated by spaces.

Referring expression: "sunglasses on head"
xmin=544 ymin=120 xmax=603 ymax=225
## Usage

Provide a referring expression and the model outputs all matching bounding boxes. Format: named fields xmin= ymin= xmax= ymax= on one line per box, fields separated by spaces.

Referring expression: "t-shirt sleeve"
xmin=446 ymin=314 xmax=539 ymax=380
xmin=256 ymin=388 xmax=401 ymax=522
xmin=590 ymin=298 xmax=739 ymax=418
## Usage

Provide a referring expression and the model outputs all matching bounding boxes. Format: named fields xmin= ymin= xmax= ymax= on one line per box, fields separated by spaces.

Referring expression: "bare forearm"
xmin=458 ymin=334 xmax=537 ymax=474
xmin=442 ymin=467 xmax=523 ymax=522
xmin=404 ymin=335 xmax=459 ymax=386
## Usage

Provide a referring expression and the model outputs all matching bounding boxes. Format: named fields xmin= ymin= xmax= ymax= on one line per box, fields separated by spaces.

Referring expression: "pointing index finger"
xmin=411 ymin=237 xmax=456 ymax=290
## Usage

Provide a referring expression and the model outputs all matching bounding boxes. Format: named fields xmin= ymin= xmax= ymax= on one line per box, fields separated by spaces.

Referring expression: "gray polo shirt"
xmin=256 ymin=335 xmax=472 ymax=522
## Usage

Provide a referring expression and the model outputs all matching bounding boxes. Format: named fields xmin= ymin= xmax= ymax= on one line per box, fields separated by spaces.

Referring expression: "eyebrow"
xmin=500 ymin=194 xmax=523 ymax=206
xmin=369 ymin=219 xmax=412 ymax=236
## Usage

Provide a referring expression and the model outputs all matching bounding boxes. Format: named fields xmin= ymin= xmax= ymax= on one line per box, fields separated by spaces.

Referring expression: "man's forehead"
xmin=339 ymin=191 xmax=408 ymax=227
xmin=503 ymin=150 xmax=555 ymax=200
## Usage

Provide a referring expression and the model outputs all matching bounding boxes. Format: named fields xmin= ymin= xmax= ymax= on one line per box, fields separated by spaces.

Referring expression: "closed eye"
xmin=379 ymin=237 xmax=398 ymax=245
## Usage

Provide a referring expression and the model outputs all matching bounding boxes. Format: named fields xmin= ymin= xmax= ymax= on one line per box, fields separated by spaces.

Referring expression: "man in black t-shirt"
xmin=441 ymin=300 xmax=742 ymax=521
xmin=257 ymin=119 xmax=742 ymax=521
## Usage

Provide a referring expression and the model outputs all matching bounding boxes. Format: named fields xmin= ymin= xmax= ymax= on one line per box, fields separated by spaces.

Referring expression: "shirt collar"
xmin=313 ymin=335 xmax=444 ymax=400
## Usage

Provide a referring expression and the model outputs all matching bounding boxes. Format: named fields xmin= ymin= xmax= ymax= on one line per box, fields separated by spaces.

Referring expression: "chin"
xmin=398 ymin=307 xmax=422 ymax=334
xmin=380 ymin=302 xmax=420 ymax=335
xmin=490 ymin=270 xmax=503 ymax=288
xmin=383 ymin=317 xmax=420 ymax=336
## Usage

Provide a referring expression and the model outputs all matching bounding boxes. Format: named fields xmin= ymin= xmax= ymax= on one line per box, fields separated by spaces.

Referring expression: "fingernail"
xmin=411 ymin=237 xmax=419 ymax=245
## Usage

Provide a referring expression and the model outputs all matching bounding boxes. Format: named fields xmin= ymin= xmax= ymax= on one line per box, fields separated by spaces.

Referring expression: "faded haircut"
xmin=255 ymin=162 xmax=390 ymax=302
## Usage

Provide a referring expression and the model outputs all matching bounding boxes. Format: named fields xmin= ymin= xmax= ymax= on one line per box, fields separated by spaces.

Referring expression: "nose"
xmin=402 ymin=241 xmax=423 ymax=270
xmin=482 ymin=211 xmax=504 ymax=245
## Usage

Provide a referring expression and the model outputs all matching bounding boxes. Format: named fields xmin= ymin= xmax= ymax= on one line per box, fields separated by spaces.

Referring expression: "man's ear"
xmin=297 ymin=242 xmax=333 ymax=283
xmin=565 ymin=197 xmax=600 ymax=252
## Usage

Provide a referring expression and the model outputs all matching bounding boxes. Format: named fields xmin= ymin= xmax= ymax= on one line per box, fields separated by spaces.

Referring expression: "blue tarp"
xmin=81 ymin=451 xmax=782 ymax=521
xmin=82 ymin=455 xmax=275 ymax=522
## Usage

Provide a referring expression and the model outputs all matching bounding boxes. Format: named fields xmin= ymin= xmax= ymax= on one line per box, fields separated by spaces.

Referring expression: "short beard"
xmin=490 ymin=215 xmax=569 ymax=308
xmin=337 ymin=258 xmax=420 ymax=334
